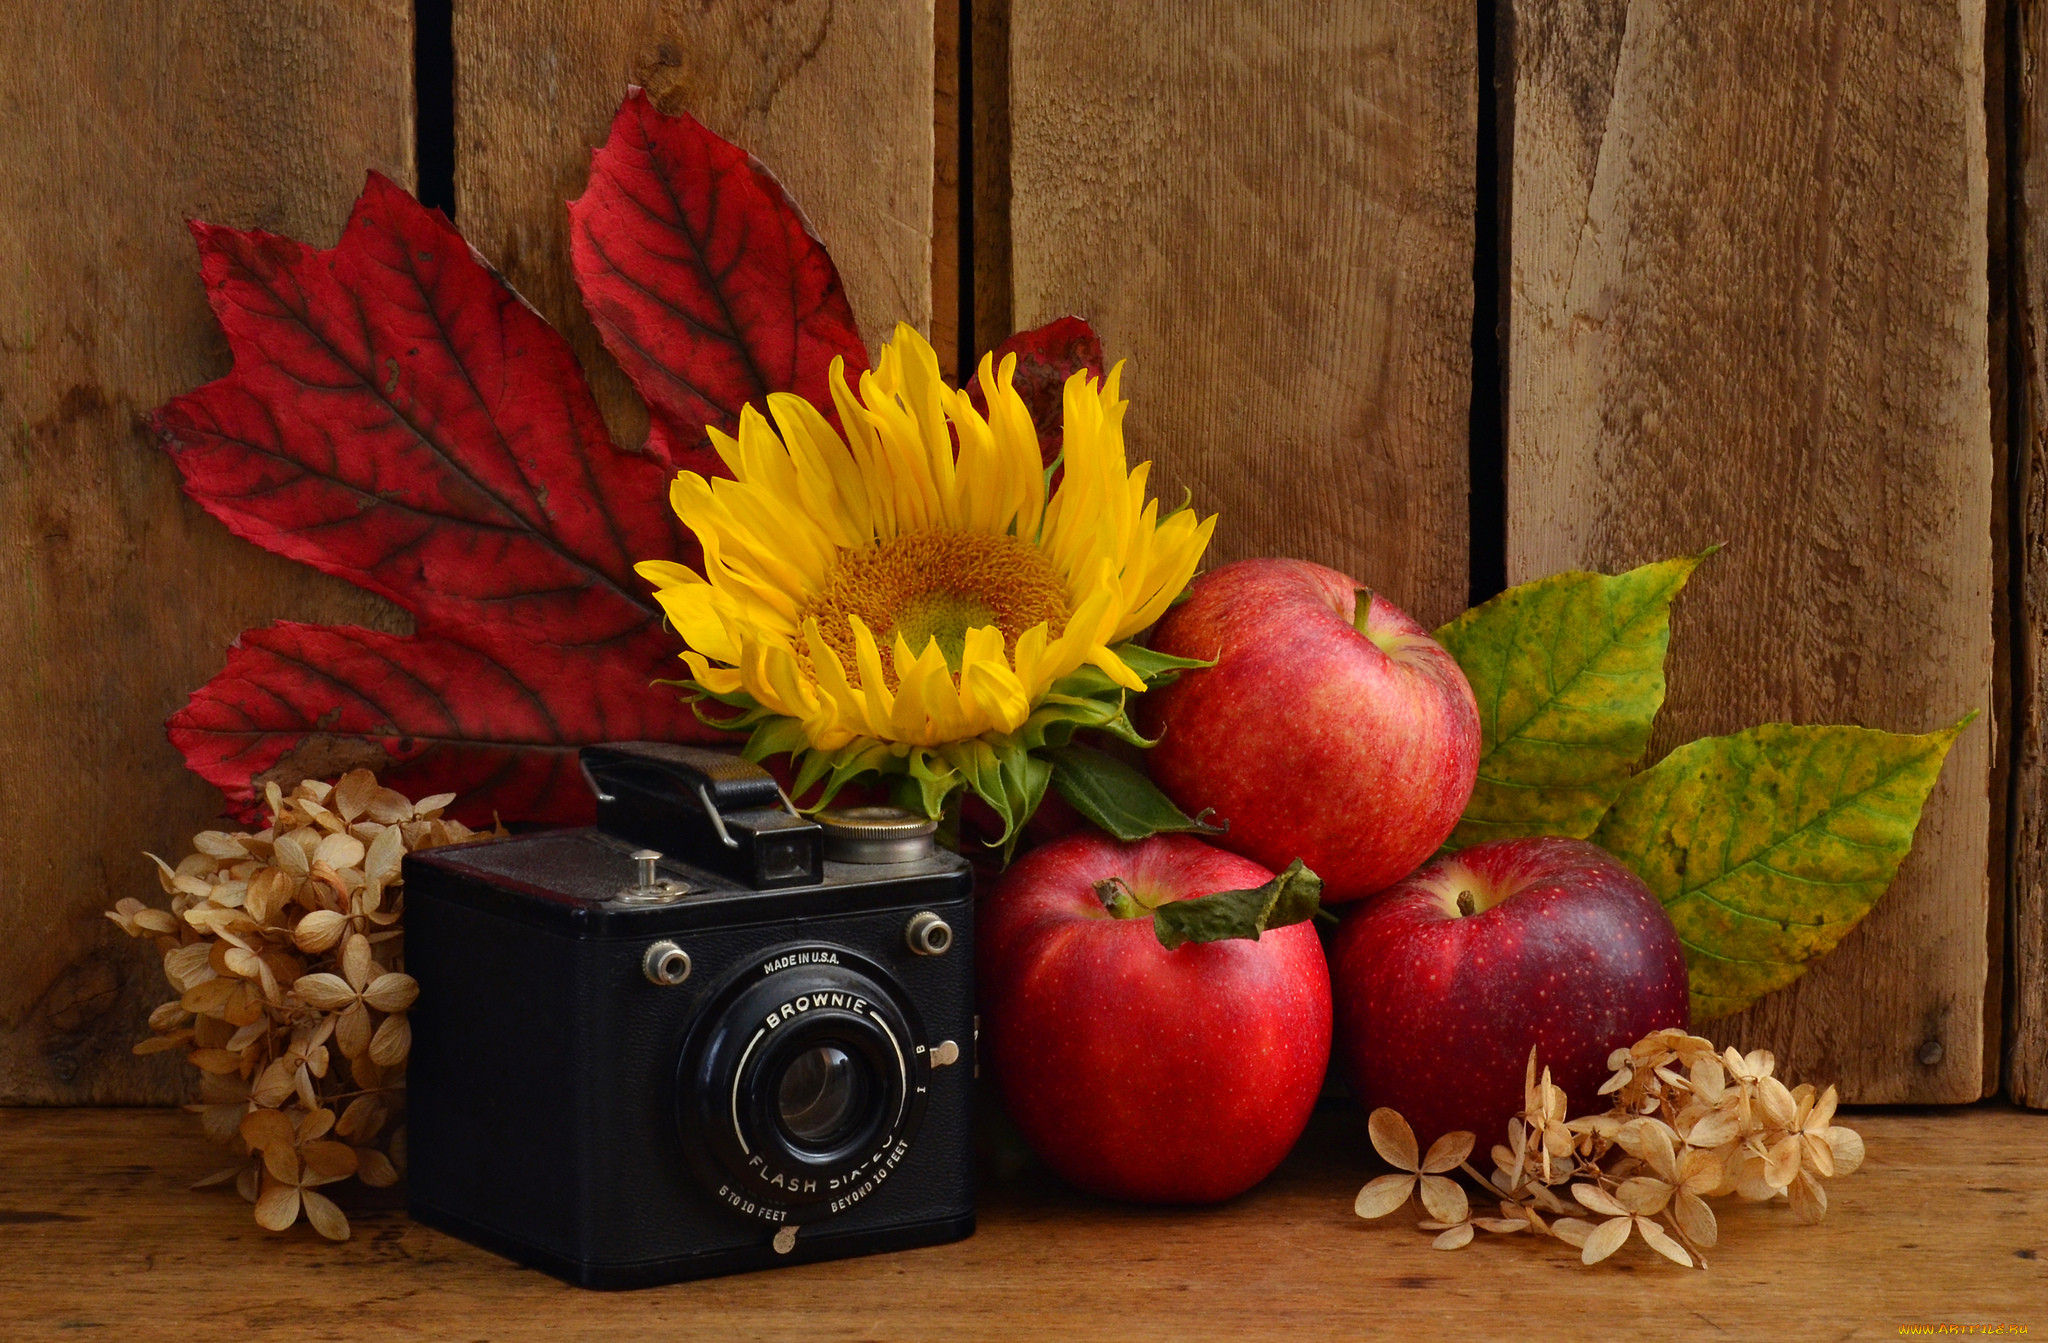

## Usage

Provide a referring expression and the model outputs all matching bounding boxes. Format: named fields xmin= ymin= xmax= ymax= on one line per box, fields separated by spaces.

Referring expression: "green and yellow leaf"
xmin=1590 ymin=719 xmax=1968 ymax=1020
xmin=1436 ymin=551 xmax=1712 ymax=848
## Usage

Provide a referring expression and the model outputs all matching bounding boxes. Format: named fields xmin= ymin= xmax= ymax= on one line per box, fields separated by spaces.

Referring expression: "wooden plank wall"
xmin=2012 ymin=0 xmax=2048 ymax=1107
xmin=0 ymin=1 xmax=415 ymax=1104
xmin=1005 ymin=1 xmax=1478 ymax=630
xmin=1508 ymin=0 xmax=1996 ymax=1101
xmin=2 ymin=0 xmax=2034 ymax=1108
xmin=450 ymin=0 xmax=934 ymax=450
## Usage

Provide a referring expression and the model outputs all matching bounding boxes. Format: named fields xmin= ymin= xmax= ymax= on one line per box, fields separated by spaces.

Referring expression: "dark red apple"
xmin=1137 ymin=558 xmax=1479 ymax=904
xmin=1330 ymin=836 xmax=1690 ymax=1145
xmin=978 ymin=832 xmax=1332 ymax=1203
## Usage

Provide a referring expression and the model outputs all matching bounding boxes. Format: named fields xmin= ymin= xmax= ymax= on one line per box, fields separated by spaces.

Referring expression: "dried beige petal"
xmin=333 ymin=769 xmax=378 ymax=823
xmin=1615 ymin=1177 xmax=1673 ymax=1217
xmin=363 ymin=972 xmax=418 ymax=1014
xmin=1367 ymin=1108 xmax=1419 ymax=1172
xmin=369 ymin=1013 xmax=411 ymax=1068
xmin=1572 ymin=1183 xmax=1628 ymax=1218
xmin=297 ymin=1107 xmax=336 ymax=1144
xmin=342 ymin=933 xmax=373 ymax=989
xmin=1418 ymin=1174 xmax=1470 ymax=1224
xmin=272 ymin=830 xmax=312 ymax=878
xmin=132 ymin=1033 xmax=192 ymax=1056
xmin=1763 ymin=1132 xmax=1802 ymax=1191
xmin=241 ymin=1108 xmax=295 ymax=1151
xmin=164 ymin=943 xmax=215 ymax=992
xmin=366 ymin=787 xmax=414 ymax=824
xmin=1420 ymin=1129 xmax=1474 ymax=1175
xmin=1671 ymin=1189 xmax=1718 ymax=1247
xmin=293 ymin=973 xmax=358 ymax=1012
xmin=260 ymin=1141 xmax=302 ymax=1185
xmin=1789 ymin=1170 xmax=1828 ymax=1224
xmin=1430 ymin=1223 xmax=1475 ymax=1251
xmin=336 ymin=1095 xmax=386 ymax=1143
xmin=1684 ymin=1108 xmax=1743 ymax=1150
xmin=300 ymin=1188 xmax=351 ymax=1241
xmin=335 ymin=1003 xmax=373 ymax=1060
xmin=1636 ymin=1217 xmax=1693 ymax=1267
xmin=1580 ymin=1216 xmax=1633 ymax=1265
xmin=301 ymin=1139 xmax=358 ymax=1182
xmin=254 ymin=1176 xmax=302 ymax=1232
xmin=1354 ymin=1174 xmax=1416 ymax=1219
xmin=188 ymin=1047 xmax=244 ymax=1075
xmin=364 ymin=823 xmax=405 ymax=884
xmin=314 ymin=831 xmax=366 ymax=872
xmin=1549 ymin=1216 xmax=1594 ymax=1249
xmin=412 ymin=791 xmax=457 ymax=817
xmin=1825 ymin=1125 xmax=1866 ymax=1176
xmin=356 ymin=1147 xmax=400 ymax=1188
xmin=192 ymin=1162 xmax=246 ymax=1190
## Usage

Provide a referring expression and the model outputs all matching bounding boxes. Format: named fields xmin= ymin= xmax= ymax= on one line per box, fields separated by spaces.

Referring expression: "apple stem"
xmin=1351 ymin=587 xmax=1377 ymax=636
xmin=1456 ymin=890 xmax=1477 ymax=917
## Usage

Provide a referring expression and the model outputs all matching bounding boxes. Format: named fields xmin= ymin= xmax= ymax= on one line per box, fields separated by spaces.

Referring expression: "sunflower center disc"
xmin=802 ymin=532 xmax=1070 ymax=676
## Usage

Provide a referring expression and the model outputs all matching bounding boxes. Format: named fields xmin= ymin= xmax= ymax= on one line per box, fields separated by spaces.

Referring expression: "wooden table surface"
xmin=1 ymin=1104 xmax=2041 ymax=1341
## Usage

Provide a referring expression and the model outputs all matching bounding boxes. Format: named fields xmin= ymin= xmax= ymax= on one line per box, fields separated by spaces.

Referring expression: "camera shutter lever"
xmin=772 ymin=1225 xmax=799 ymax=1255
xmin=926 ymin=1040 xmax=960 ymax=1068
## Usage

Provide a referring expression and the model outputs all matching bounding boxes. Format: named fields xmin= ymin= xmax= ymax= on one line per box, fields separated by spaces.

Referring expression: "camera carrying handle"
xmin=578 ymin=743 xmax=824 ymax=891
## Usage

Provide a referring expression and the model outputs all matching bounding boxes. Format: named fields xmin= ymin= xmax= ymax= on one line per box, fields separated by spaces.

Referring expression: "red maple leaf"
xmin=156 ymin=106 xmax=868 ymax=825
xmin=569 ymin=89 xmax=869 ymax=468
xmin=969 ymin=315 xmax=1105 ymax=466
xmin=158 ymin=94 xmax=1100 ymax=828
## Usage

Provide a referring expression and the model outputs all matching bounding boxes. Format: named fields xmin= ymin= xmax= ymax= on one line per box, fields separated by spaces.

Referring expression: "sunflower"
xmin=635 ymin=323 xmax=1215 ymax=841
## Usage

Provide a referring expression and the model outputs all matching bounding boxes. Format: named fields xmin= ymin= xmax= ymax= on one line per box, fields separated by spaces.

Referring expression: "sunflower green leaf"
xmin=1435 ymin=550 xmax=1714 ymax=848
xmin=1591 ymin=718 xmax=1970 ymax=1020
xmin=1046 ymin=741 xmax=1222 ymax=843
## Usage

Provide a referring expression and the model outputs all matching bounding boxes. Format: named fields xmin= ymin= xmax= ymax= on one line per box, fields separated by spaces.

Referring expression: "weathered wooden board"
xmin=1507 ymin=0 xmax=1995 ymax=1101
xmin=0 ymin=2 xmax=413 ymax=1104
xmin=451 ymin=0 xmax=935 ymax=452
xmin=1006 ymin=1 xmax=1477 ymax=629
xmin=970 ymin=0 xmax=1014 ymax=361
xmin=3 ymin=1105 xmax=2044 ymax=1338
xmin=2011 ymin=0 xmax=2048 ymax=1108
xmin=934 ymin=0 xmax=961 ymax=379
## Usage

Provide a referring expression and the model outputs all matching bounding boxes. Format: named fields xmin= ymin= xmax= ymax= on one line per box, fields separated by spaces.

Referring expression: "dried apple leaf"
xmin=1592 ymin=719 xmax=1969 ymax=1020
xmin=1436 ymin=551 xmax=1712 ymax=847
xmin=1149 ymin=859 xmax=1321 ymax=951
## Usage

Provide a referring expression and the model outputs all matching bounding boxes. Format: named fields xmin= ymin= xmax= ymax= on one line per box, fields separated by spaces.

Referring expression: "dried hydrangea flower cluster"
xmin=1353 ymin=1029 xmax=1866 ymax=1268
xmin=107 ymin=771 xmax=498 ymax=1240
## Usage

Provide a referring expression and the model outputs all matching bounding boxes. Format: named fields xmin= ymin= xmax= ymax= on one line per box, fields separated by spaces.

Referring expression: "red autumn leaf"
xmin=153 ymin=170 xmax=750 ymax=826
xmin=569 ymin=88 xmax=870 ymax=468
xmin=968 ymin=315 xmax=1105 ymax=467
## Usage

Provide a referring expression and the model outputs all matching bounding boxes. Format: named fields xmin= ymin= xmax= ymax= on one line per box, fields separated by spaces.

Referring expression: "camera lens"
xmin=776 ymin=1044 xmax=870 ymax=1148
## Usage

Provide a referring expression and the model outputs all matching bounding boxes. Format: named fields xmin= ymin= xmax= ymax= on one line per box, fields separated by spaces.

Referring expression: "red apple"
xmin=1137 ymin=558 xmax=1479 ymax=904
xmin=1330 ymin=836 xmax=1690 ymax=1145
xmin=978 ymin=832 xmax=1332 ymax=1202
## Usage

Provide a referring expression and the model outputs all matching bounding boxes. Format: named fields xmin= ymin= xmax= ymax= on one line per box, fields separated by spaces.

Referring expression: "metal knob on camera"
xmin=904 ymin=911 xmax=952 ymax=957
xmin=815 ymin=806 xmax=936 ymax=864
xmin=643 ymin=940 xmax=692 ymax=986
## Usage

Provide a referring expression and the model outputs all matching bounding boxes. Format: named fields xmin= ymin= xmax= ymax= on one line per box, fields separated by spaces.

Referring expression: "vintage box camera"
xmin=402 ymin=743 xmax=975 ymax=1289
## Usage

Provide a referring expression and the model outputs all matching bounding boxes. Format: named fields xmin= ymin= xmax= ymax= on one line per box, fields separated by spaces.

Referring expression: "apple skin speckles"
xmin=1329 ymin=836 xmax=1689 ymax=1147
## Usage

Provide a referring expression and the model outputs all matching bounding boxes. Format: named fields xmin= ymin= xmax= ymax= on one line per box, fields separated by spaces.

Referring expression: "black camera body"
xmin=403 ymin=743 xmax=976 ymax=1289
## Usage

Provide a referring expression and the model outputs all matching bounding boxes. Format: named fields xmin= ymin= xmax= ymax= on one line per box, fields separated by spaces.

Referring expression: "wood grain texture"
xmin=933 ymin=0 xmax=961 ymax=379
xmin=451 ymin=0 xmax=934 ymax=454
xmin=1507 ymin=0 xmax=1996 ymax=1102
xmin=0 ymin=1 xmax=413 ymax=1104
xmin=1007 ymin=2 xmax=1476 ymax=628
xmin=970 ymin=0 xmax=1013 ymax=360
xmin=2012 ymin=0 xmax=2048 ymax=1108
xmin=0 ymin=1104 xmax=2041 ymax=1338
